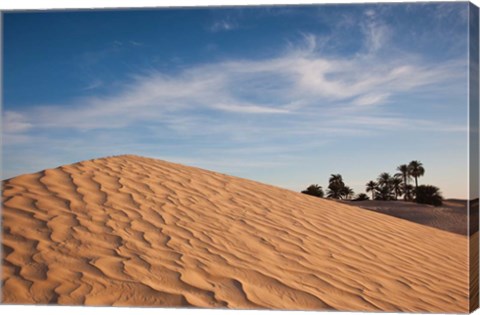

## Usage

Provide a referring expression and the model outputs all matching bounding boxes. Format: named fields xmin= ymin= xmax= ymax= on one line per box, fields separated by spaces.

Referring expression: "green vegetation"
xmin=301 ymin=184 xmax=324 ymax=198
xmin=300 ymin=160 xmax=444 ymax=207
xmin=301 ymin=174 xmax=354 ymax=200
xmin=364 ymin=160 xmax=443 ymax=206
xmin=327 ymin=174 xmax=354 ymax=200
xmin=365 ymin=180 xmax=377 ymax=200
xmin=353 ymin=193 xmax=369 ymax=201
xmin=396 ymin=164 xmax=412 ymax=200
xmin=415 ymin=185 xmax=443 ymax=206
xmin=408 ymin=160 xmax=425 ymax=191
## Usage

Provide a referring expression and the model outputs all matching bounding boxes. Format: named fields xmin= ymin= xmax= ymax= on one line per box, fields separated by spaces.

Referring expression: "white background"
xmin=0 ymin=0 xmax=479 ymax=315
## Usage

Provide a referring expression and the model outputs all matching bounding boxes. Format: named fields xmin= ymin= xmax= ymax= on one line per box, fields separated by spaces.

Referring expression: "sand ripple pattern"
xmin=1 ymin=155 xmax=469 ymax=311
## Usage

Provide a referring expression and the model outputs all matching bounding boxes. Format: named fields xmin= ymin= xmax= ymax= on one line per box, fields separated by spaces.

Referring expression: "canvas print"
xmin=1 ymin=1 xmax=479 ymax=313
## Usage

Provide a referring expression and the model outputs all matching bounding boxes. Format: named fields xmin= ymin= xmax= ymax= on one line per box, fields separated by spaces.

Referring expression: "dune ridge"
xmin=1 ymin=155 xmax=469 ymax=311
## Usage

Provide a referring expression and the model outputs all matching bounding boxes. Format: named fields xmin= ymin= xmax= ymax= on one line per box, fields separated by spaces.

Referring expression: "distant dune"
xmin=341 ymin=199 xmax=468 ymax=235
xmin=1 ymin=155 xmax=470 ymax=311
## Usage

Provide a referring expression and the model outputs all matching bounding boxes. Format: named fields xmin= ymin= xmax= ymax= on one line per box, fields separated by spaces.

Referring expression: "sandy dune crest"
xmin=1 ymin=155 xmax=469 ymax=311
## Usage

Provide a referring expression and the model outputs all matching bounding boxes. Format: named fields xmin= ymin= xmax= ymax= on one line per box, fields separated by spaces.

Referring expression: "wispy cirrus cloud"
xmin=209 ymin=19 xmax=238 ymax=32
xmin=362 ymin=13 xmax=390 ymax=54
xmin=4 ymin=31 xmax=465 ymax=138
xmin=2 ymin=3 xmax=471 ymax=199
xmin=5 ymin=4 xmax=466 ymax=141
xmin=3 ymin=111 xmax=32 ymax=133
xmin=82 ymin=79 xmax=104 ymax=91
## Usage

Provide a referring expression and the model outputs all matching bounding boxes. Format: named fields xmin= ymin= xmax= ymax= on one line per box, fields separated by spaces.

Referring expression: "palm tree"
xmin=327 ymin=174 xmax=346 ymax=199
xmin=395 ymin=164 xmax=411 ymax=200
xmin=377 ymin=172 xmax=392 ymax=188
xmin=329 ymin=174 xmax=343 ymax=184
xmin=301 ymin=184 xmax=324 ymax=198
xmin=408 ymin=160 xmax=425 ymax=192
xmin=391 ymin=177 xmax=403 ymax=200
xmin=342 ymin=186 xmax=355 ymax=200
xmin=404 ymin=184 xmax=415 ymax=200
xmin=377 ymin=172 xmax=394 ymax=200
xmin=365 ymin=180 xmax=378 ymax=200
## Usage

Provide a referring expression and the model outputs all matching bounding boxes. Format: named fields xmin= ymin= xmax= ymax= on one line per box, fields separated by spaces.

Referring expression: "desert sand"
xmin=1 ymin=155 xmax=470 ymax=311
xmin=341 ymin=199 xmax=468 ymax=235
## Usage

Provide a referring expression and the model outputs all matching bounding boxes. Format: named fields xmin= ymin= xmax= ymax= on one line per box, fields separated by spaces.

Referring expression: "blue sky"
xmin=2 ymin=3 xmax=472 ymax=198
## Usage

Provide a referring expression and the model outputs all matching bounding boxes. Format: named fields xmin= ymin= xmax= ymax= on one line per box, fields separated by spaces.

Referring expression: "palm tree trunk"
xmin=414 ymin=177 xmax=418 ymax=201
xmin=404 ymin=178 xmax=407 ymax=200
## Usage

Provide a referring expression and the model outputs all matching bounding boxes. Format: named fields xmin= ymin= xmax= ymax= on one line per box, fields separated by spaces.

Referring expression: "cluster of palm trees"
xmin=301 ymin=174 xmax=354 ymax=200
xmin=301 ymin=160 xmax=443 ymax=206
xmin=326 ymin=174 xmax=354 ymax=199
xmin=365 ymin=160 xmax=427 ymax=201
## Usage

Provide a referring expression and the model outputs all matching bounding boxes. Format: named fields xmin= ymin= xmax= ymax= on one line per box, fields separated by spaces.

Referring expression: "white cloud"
xmin=3 ymin=111 xmax=32 ymax=133
xmin=212 ymin=102 xmax=290 ymax=114
xmin=3 ymin=33 xmax=466 ymax=143
xmin=209 ymin=19 xmax=237 ymax=32
xmin=360 ymin=9 xmax=391 ymax=54
xmin=364 ymin=9 xmax=376 ymax=18
xmin=353 ymin=93 xmax=390 ymax=106
xmin=82 ymin=79 xmax=103 ymax=90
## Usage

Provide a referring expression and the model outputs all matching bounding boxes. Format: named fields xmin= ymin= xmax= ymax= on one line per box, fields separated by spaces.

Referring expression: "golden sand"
xmin=1 ymin=155 xmax=469 ymax=311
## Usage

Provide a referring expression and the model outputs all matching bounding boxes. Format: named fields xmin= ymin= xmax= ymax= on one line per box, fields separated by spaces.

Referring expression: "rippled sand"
xmin=1 ymin=155 xmax=470 ymax=311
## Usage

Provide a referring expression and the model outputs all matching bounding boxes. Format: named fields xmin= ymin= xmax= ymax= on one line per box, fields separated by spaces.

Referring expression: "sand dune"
xmin=340 ymin=199 xmax=468 ymax=235
xmin=1 ymin=155 xmax=470 ymax=311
